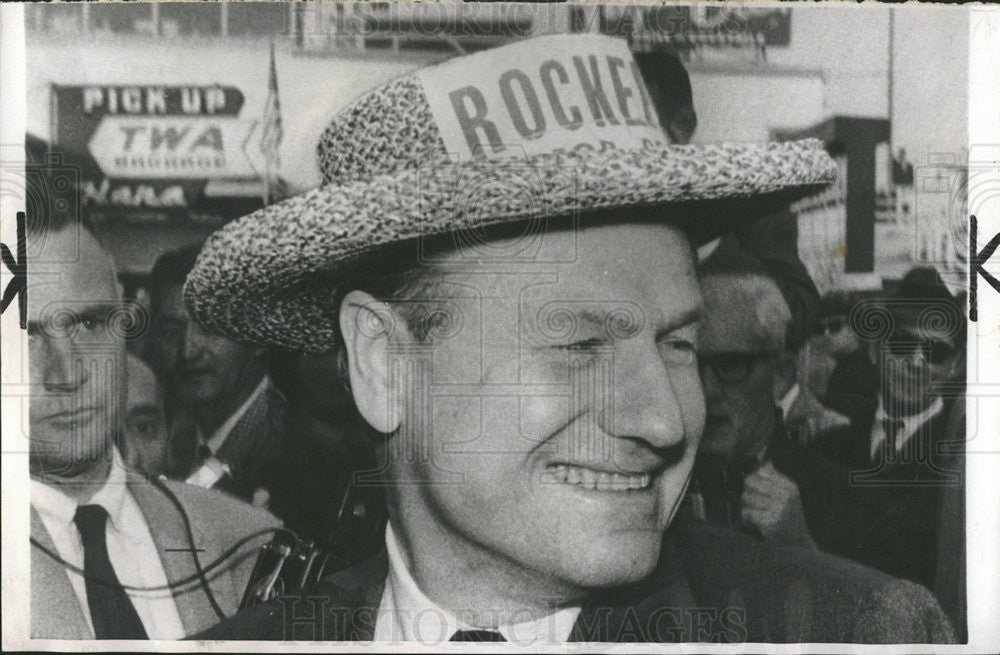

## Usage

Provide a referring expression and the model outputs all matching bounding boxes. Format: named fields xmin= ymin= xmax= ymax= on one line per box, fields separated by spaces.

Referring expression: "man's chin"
xmin=30 ymin=445 xmax=112 ymax=479
xmin=556 ymin=531 xmax=664 ymax=589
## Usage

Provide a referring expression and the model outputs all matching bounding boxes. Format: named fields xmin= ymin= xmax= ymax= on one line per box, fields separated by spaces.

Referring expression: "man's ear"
xmin=339 ymin=290 xmax=401 ymax=434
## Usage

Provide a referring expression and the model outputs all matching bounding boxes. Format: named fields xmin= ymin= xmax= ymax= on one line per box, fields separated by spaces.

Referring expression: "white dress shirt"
xmin=31 ymin=448 xmax=186 ymax=639
xmin=372 ymin=522 xmax=581 ymax=645
xmin=186 ymin=375 xmax=269 ymax=489
xmin=778 ymin=382 xmax=800 ymax=419
xmin=869 ymin=395 xmax=945 ymax=460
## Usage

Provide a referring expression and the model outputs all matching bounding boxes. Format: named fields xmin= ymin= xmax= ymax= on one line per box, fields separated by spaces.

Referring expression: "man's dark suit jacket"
xmin=808 ymin=398 xmax=964 ymax=592
xmin=195 ymin=519 xmax=954 ymax=643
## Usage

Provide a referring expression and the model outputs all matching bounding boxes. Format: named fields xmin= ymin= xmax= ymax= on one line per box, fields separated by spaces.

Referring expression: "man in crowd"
xmin=690 ymin=238 xmax=843 ymax=549
xmin=120 ymin=354 xmax=170 ymax=476
xmin=189 ymin=34 xmax=953 ymax=643
xmin=811 ymin=267 xmax=966 ymax=600
xmin=27 ymin=216 xmax=278 ymax=639
xmin=145 ymin=247 xmax=287 ymax=506
xmin=814 ymin=290 xmax=880 ymax=428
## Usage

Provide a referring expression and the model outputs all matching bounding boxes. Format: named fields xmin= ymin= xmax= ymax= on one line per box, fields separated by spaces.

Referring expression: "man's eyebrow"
xmin=573 ymin=305 xmax=703 ymax=334
xmin=77 ymin=303 xmax=121 ymax=318
xmin=27 ymin=302 xmax=120 ymax=329
xmin=658 ymin=306 xmax=704 ymax=333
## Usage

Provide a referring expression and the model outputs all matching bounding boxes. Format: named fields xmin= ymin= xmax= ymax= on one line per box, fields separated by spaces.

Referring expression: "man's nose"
xmin=601 ymin=341 xmax=694 ymax=451
xmin=38 ymin=337 xmax=89 ymax=392
xmin=180 ymin=320 xmax=207 ymax=361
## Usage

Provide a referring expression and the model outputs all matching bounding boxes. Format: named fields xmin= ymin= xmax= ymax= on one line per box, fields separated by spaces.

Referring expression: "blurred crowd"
xmin=123 ymin=245 xmax=385 ymax=557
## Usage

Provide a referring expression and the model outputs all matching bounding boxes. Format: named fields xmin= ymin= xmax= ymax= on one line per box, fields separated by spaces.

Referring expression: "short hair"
xmin=327 ymin=240 xmax=448 ymax=395
xmin=819 ymin=290 xmax=854 ymax=319
xmin=148 ymin=246 xmax=202 ymax=316
xmin=701 ymin=272 xmax=792 ymax=354
xmin=632 ymin=50 xmax=697 ymax=144
xmin=699 ymin=236 xmax=793 ymax=353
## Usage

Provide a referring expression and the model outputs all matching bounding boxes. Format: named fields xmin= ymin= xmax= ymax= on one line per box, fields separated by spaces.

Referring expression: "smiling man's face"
xmin=379 ymin=221 xmax=705 ymax=596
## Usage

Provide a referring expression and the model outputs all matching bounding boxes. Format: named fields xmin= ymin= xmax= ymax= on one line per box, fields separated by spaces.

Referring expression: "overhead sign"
xmin=79 ymin=85 xmax=244 ymax=116
xmin=52 ymin=84 xmax=264 ymax=219
xmin=88 ymin=116 xmax=261 ymax=179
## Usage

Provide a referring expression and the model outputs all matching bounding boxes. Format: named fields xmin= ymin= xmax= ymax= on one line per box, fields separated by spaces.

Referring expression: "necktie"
xmin=876 ymin=417 xmax=905 ymax=465
xmin=74 ymin=504 xmax=149 ymax=639
xmin=450 ymin=629 xmax=506 ymax=642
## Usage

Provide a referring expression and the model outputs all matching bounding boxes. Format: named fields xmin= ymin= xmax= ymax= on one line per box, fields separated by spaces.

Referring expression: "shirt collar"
xmin=382 ymin=521 xmax=580 ymax=644
xmin=874 ymin=394 xmax=945 ymax=434
xmin=30 ymin=447 xmax=130 ymax=533
xmin=777 ymin=382 xmax=800 ymax=419
xmin=202 ymin=375 xmax=270 ymax=454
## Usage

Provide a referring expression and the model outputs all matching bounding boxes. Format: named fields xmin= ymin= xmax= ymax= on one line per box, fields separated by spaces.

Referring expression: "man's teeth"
xmin=545 ymin=464 xmax=651 ymax=491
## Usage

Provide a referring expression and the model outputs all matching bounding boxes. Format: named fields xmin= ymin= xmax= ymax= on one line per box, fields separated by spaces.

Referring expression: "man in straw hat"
xmin=189 ymin=34 xmax=953 ymax=643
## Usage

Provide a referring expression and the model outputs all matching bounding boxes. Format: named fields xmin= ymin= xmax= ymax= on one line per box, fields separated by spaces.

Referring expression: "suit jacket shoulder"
xmin=29 ymin=475 xmax=281 ymax=639
xmin=673 ymin=521 xmax=955 ymax=643
xmin=157 ymin=477 xmax=280 ymax=544
xmin=129 ymin=476 xmax=281 ymax=635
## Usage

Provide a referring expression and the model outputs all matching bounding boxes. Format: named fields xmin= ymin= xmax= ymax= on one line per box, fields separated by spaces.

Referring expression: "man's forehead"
xmin=28 ymin=227 xmax=119 ymax=315
xmin=427 ymin=229 xmax=700 ymax=331
xmin=699 ymin=275 xmax=785 ymax=353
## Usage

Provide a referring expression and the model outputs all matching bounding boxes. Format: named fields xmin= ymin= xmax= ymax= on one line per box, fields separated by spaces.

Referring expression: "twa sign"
xmin=87 ymin=116 xmax=262 ymax=179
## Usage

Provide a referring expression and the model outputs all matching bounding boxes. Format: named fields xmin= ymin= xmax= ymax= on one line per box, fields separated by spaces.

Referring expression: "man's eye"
xmin=659 ymin=338 xmax=696 ymax=365
xmin=128 ymin=420 xmax=158 ymax=438
xmin=561 ymin=338 xmax=608 ymax=352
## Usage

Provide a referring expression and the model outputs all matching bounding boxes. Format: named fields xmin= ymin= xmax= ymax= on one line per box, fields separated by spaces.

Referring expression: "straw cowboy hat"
xmin=185 ymin=34 xmax=837 ymax=352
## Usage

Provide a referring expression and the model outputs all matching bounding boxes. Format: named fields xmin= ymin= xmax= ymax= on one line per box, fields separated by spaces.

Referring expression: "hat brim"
xmin=185 ymin=139 xmax=836 ymax=352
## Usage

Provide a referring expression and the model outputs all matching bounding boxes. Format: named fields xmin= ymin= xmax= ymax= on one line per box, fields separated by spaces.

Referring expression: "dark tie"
xmin=197 ymin=444 xmax=213 ymax=462
xmin=876 ymin=418 xmax=905 ymax=465
xmin=450 ymin=629 xmax=506 ymax=642
xmin=74 ymin=504 xmax=149 ymax=639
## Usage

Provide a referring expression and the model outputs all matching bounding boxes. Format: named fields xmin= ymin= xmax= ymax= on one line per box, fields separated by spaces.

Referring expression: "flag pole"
xmin=263 ymin=39 xmax=275 ymax=207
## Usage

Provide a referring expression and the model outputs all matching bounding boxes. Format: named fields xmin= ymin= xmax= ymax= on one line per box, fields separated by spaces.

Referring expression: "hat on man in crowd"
xmin=890 ymin=266 xmax=958 ymax=304
xmin=185 ymin=34 xmax=837 ymax=351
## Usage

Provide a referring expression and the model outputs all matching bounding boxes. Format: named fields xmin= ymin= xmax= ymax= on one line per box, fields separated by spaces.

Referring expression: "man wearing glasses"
xmin=688 ymin=239 xmax=829 ymax=550
xmin=810 ymin=266 xmax=966 ymax=596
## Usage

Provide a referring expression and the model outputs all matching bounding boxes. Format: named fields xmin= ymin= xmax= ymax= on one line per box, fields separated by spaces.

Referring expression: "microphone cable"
xmin=29 ymin=477 xmax=298 ymax=621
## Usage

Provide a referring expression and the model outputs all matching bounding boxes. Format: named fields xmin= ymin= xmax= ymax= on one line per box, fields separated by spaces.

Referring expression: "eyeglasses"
xmin=698 ymin=352 xmax=772 ymax=385
xmin=813 ymin=315 xmax=848 ymax=336
xmin=883 ymin=335 xmax=958 ymax=365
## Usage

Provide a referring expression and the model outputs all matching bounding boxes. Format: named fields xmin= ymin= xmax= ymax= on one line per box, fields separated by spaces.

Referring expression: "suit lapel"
xmin=30 ymin=507 xmax=94 ymax=639
xmin=319 ymin=549 xmax=388 ymax=640
xmin=127 ymin=474 xmax=236 ymax=636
